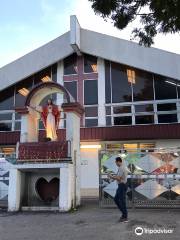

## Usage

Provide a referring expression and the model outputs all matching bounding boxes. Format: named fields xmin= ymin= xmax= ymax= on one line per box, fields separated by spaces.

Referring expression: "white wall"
xmin=80 ymin=148 xmax=99 ymax=197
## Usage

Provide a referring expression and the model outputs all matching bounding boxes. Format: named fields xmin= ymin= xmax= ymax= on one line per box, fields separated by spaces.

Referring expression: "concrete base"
xmin=8 ymin=162 xmax=80 ymax=212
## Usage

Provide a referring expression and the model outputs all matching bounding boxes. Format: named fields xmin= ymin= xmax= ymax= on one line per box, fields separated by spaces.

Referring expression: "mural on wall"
xmin=100 ymin=151 xmax=180 ymax=201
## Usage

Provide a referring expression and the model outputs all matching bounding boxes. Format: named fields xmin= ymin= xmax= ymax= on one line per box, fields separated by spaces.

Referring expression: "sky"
xmin=0 ymin=0 xmax=180 ymax=68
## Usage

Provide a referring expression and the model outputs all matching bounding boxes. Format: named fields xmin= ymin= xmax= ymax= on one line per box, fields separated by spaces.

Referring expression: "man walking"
xmin=109 ymin=157 xmax=128 ymax=222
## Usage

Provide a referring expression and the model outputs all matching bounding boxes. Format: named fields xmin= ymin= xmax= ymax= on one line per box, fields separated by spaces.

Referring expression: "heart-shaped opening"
xmin=35 ymin=177 xmax=59 ymax=204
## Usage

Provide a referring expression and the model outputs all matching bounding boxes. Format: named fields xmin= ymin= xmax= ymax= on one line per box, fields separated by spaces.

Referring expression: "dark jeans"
xmin=114 ymin=183 xmax=128 ymax=218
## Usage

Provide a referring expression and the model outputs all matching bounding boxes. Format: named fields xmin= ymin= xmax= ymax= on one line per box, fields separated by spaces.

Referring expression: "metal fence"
xmin=99 ymin=148 xmax=180 ymax=208
xmin=0 ymin=153 xmax=16 ymax=208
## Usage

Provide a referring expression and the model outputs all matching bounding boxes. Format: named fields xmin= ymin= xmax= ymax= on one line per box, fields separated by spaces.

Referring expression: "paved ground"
xmin=0 ymin=201 xmax=180 ymax=240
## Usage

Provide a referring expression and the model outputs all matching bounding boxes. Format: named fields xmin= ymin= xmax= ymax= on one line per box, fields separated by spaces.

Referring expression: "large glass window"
xmin=84 ymin=54 xmax=97 ymax=73
xmin=132 ymin=70 xmax=154 ymax=101
xmin=64 ymin=81 xmax=77 ymax=101
xmin=0 ymin=87 xmax=14 ymax=110
xmin=154 ymin=75 xmax=177 ymax=100
xmin=84 ymin=80 xmax=98 ymax=105
xmin=111 ymin=62 xmax=132 ymax=103
xmin=64 ymin=54 xmax=77 ymax=75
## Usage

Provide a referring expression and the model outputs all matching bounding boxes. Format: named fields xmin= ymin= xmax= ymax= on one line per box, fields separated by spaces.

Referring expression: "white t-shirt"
xmin=116 ymin=165 xmax=127 ymax=184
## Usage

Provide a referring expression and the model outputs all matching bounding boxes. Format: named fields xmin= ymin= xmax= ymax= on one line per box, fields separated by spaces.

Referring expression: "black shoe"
xmin=118 ymin=216 xmax=123 ymax=222
xmin=119 ymin=217 xmax=129 ymax=223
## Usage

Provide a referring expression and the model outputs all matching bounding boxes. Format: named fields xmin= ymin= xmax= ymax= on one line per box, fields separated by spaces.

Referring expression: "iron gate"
xmin=99 ymin=148 xmax=180 ymax=208
xmin=0 ymin=153 xmax=15 ymax=209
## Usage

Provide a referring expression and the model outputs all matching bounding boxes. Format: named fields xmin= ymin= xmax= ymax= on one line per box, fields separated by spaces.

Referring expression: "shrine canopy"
xmin=25 ymin=81 xmax=74 ymax=108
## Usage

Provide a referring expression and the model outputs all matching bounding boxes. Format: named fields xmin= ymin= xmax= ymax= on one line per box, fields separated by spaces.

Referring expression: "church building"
xmin=0 ymin=16 xmax=180 ymax=206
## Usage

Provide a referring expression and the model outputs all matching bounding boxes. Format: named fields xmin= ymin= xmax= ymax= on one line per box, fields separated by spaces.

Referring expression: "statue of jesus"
xmin=33 ymin=99 xmax=62 ymax=141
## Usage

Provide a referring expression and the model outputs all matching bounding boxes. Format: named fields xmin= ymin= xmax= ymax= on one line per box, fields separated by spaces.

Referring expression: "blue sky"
xmin=0 ymin=0 xmax=180 ymax=67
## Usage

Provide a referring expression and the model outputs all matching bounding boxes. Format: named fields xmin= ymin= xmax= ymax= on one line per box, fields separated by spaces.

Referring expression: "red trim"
xmin=15 ymin=107 xmax=29 ymax=114
xmin=62 ymin=102 xmax=84 ymax=116
xmin=1 ymin=124 xmax=180 ymax=145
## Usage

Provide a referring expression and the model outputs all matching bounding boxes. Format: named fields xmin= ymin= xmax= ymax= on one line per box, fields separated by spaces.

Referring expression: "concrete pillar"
xmin=59 ymin=164 xmax=73 ymax=211
xmin=20 ymin=112 xmax=38 ymax=142
xmin=8 ymin=169 xmax=22 ymax=211
xmin=66 ymin=111 xmax=81 ymax=206
xmin=97 ymin=58 xmax=106 ymax=126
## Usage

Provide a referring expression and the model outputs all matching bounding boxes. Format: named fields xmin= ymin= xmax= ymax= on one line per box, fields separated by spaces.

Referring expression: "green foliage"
xmin=89 ymin=0 xmax=180 ymax=46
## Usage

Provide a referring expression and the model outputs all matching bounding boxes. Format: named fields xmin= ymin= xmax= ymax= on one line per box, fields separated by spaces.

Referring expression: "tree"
xmin=88 ymin=0 xmax=180 ymax=46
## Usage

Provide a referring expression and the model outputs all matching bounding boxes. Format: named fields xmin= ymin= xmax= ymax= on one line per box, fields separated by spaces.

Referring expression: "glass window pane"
xmin=114 ymin=116 xmax=132 ymax=125
xmin=0 ymin=87 xmax=14 ymax=110
xmin=157 ymin=103 xmax=177 ymax=111
xmin=135 ymin=104 xmax=154 ymax=112
xmin=133 ymin=70 xmax=154 ymax=101
xmin=84 ymin=54 xmax=97 ymax=73
xmin=113 ymin=106 xmax=131 ymax=114
xmin=105 ymin=61 xmax=111 ymax=103
xmin=0 ymin=113 xmax=12 ymax=121
xmin=154 ymin=75 xmax=177 ymax=100
xmin=64 ymin=81 xmax=77 ymax=101
xmin=84 ymin=80 xmax=98 ymax=105
xmin=52 ymin=63 xmax=57 ymax=82
xmin=106 ymin=106 xmax=111 ymax=115
xmin=85 ymin=119 xmax=98 ymax=127
xmin=15 ymin=113 xmax=21 ymax=120
xmin=135 ymin=115 xmax=154 ymax=124
xmin=106 ymin=116 xmax=111 ymax=126
xmin=158 ymin=114 xmax=177 ymax=123
xmin=85 ymin=107 xmax=98 ymax=117
xmin=64 ymin=54 xmax=77 ymax=75
xmin=14 ymin=122 xmax=21 ymax=130
xmin=111 ymin=62 xmax=132 ymax=103
xmin=15 ymin=78 xmax=33 ymax=107
xmin=0 ymin=123 xmax=12 ymax=131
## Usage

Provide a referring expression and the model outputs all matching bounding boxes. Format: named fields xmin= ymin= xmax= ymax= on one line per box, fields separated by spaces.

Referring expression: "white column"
xmin=59 ymin=165 xmax=73 ymax=211
xmin=56 ymin=60 xmax=64 ymax=128
xmin=97 ymin=58 xmax=106 ymax=126
xmin=66 ymin=111 xmax=81 ymax=206
xmin=20 ymin=113 xmax=38 ymax=142
xmin=8 ymin=169 xmax=22 ymax=211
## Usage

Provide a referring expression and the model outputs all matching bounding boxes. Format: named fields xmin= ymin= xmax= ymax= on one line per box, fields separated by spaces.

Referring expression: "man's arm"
xmin=108 ymin=174 xmax=122 ymax=181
